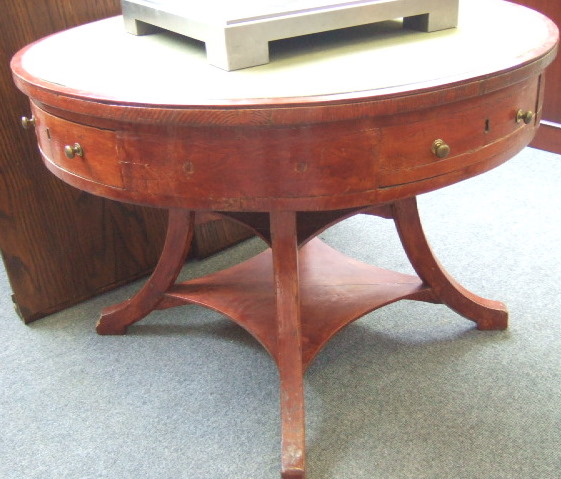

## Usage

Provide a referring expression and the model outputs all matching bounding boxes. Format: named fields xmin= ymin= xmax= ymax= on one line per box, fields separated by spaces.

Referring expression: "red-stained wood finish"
xmin=271 ymin=211 xmax=306 ymax=478
xmin=10 ymin=3 xmax=559 ymax=478
xmin=511 ymin=0 xmax=561 ymax=154
xmin=0 ymin=0 xmax=250 ymax=323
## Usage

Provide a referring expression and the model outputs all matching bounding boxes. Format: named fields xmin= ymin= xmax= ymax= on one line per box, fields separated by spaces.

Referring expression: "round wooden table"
xmin=11 ymin=1 xmax=558 ymax=477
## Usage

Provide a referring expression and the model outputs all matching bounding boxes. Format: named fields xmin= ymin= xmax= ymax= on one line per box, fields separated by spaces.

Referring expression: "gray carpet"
xmin=1 ymin=147 xmax=560 ymax=479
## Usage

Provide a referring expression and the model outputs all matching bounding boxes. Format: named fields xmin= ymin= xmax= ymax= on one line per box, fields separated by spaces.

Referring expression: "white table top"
xmin=18 ymin=0 xmax=556 ymax=105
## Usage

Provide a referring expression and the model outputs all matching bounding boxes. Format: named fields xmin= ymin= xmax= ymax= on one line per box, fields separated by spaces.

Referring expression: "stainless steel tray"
xmin=121 ymin=0 xmax=459 ymax=70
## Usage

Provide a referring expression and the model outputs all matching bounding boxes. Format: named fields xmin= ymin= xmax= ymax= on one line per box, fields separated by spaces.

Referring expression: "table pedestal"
xmin=96 ymin=196 xmax=507 ymax=478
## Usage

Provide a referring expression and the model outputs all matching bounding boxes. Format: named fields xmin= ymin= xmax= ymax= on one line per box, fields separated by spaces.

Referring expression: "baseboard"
xmin=531 ymin=120 xmax=561 ymax=155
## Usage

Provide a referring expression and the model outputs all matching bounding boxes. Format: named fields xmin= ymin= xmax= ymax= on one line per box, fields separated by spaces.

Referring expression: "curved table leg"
xmin=271 ymin=211 xmax=306 ymax=479
xmin=96 ymin=209 xmax=196 ymax=335
xmin=392 ymin=197 xmax=508 ymax=330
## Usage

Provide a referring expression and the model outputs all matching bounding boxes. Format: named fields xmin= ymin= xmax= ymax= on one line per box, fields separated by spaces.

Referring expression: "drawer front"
xmin=117 ymin=119 xmax=381 ymax=201
xmin=31 ymin=105 xmax=123 ymax=188
xmin=377 ymin=77 xmax=540 ymax=187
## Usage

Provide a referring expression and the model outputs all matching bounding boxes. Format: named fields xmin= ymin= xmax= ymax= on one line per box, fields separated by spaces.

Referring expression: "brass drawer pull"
xmin=64 ymin=143 xmax=83 ymax=159
xmin=21 ymin=116 xmax=36 ymax=129
xmin=516 ymin=109 xmax=534 ymax=124
xmin=432 ymin=139 xmax=450 ymax=159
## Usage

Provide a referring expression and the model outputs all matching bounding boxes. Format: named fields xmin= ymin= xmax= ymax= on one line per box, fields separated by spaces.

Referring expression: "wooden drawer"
xmin=117 ymin=119 xmax=380 ymax=202
xmin=377 ymin=77 xmax=540 ymax=187
xmin=31 ymin=105 xmax=123 ymax=188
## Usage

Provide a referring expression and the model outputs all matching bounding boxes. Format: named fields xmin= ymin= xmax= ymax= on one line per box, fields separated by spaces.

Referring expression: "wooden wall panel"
xmin=0 ymin=0 xmax=250 ymax=323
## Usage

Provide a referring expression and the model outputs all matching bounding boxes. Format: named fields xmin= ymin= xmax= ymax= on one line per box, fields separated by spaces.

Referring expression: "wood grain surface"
xmin=0 ymin=0 xmax=249 ymax=323
xmin=8 ymin=3 xmax=558 ymax=478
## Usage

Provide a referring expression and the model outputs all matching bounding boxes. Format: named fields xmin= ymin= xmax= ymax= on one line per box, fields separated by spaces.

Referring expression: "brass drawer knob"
xmin=21 ymin=116 xmax=36 ymax=129
xmin=516 ymin=109 xmax=534 ymax=124
xmin=432 ymin=139 xmax=450 ymax=159
xmin=64 ymin=143 xmax=84 ymax=159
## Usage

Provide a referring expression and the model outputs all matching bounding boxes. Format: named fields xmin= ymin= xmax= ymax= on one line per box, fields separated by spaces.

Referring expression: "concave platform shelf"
xmin=157 ymin=237 xmax=436 ymax=369
xmin=121 ymin=0 xmax=459 ymax=70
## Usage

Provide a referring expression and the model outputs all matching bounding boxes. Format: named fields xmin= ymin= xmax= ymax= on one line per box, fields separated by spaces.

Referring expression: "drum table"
xmin=11 ymin=0 xmax=558 ymax=477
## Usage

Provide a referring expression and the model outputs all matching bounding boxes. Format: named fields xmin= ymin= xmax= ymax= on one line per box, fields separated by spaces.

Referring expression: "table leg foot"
xmin=271 ymin=211 xmax=307 ymax=479
xmin=281 ymin=469 xmax=306 ymax=479
xmin=392 ymin=197 xmax=508 ymax=330
xmin=96 ymin=210 xmax=195 ymax=335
